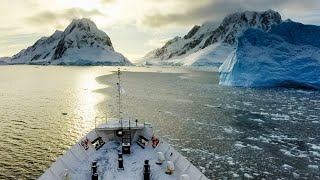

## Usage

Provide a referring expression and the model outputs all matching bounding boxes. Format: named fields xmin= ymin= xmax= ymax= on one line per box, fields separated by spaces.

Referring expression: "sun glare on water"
xmin=73 ymin=70 xmax=106 ymax=131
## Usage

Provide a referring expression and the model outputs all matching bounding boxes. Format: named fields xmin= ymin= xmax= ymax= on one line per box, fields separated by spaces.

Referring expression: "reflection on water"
xmin=75 ymin=71 xmax=106 ymax=129
xmin=0 ymin=66 xmax=111 ymax=179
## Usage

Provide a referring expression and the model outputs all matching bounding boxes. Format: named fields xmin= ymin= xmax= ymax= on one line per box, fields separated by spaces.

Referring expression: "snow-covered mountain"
xmin=7 ymin=18 xmax=132 ymax=66
xmin=219 ymin=21 xmax=320 ymax=89
xmin=142 ymin=9 xmax=282 ymax=66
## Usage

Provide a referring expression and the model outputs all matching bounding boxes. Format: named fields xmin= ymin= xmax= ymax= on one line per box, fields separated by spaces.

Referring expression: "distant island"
xmin=1 ymin=18 xmax=132 ymax=66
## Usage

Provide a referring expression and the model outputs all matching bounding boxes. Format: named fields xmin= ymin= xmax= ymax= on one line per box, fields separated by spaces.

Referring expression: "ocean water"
xmin=0 ymin=65 xmax=319 ymax=179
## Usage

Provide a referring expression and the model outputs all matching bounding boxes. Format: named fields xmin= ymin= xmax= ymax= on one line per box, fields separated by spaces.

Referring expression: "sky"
xmin=0 ymin=0 xmax=319 ymax=62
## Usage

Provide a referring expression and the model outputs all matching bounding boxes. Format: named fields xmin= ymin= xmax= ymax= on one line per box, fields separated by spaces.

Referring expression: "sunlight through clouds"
xmin=0 ymin=0 xmax=319 ymax=60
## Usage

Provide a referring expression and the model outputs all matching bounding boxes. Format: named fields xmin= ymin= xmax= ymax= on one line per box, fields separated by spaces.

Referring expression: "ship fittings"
xmin=91 ymin=161 xmax=98 ymax=180
xmin=118 ymin=153 xmax=124 ymax=170
xmin=144 ymin=160 xmax=150 ymax=180
xmin=92 ymin=173 xmax=98 ymax=180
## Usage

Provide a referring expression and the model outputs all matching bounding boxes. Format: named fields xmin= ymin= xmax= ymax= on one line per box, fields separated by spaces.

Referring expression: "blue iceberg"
xmin=219 ymin=21 xmax=320 ymax=89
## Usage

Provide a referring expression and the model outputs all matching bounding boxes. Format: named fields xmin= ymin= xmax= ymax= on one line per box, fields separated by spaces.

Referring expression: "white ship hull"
xmin=39 ymin=120 xmax=209 ymax=180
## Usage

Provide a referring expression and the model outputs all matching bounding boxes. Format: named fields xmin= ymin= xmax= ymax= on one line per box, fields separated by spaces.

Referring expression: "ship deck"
xmin=39 ymin=120 xmax=208 ymax=180
xmin=71 ymin=141 xmax=177 ymax=180
xmin=95 ymin=119 xmax=145 ymax=130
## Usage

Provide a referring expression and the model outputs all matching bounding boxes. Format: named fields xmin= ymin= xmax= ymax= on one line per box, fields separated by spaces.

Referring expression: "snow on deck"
xmin=71 ymin=141 xmax=177 ymax=180
xmin=40 ymin=120 xmax=208 ymax=180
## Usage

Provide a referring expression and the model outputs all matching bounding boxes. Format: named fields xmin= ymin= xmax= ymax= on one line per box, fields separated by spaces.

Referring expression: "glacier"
xmin=219 ymin=21 xmax=320 ymax=89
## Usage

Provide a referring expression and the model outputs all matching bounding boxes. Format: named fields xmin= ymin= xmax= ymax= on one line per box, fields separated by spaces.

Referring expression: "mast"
xmin=117 ymin=68 xmax=123 ymax=128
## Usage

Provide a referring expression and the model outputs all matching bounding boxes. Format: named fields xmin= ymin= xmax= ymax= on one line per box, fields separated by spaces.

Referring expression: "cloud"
xmin=0 ymin=32 xmax=43 ymax=56
xmin=26 ymin=8 xmax=104 ymax=27
xmin=100 ymin=0 xmax=116 ymax=4
xmin=142 ymin=0 xmax=320 ymax=28
xmin=146 ymin=37 xmax=173 ymax=48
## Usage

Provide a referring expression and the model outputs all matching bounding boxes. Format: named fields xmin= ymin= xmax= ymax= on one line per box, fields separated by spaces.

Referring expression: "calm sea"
xmin=0 ymin=65 xmax=319 ymax=179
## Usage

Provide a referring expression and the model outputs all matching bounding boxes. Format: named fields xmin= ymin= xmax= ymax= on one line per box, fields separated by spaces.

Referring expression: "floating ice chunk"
xmin=206 ymin=163 xmax=211 ymax=169
xmin=293 ymin=172 xmax=300 ymax=179
xmin=232 ymin=173 xmax=239 ymax=178
xmin=199 ymin=166 xmax=206 ymax=173
xmin=181 ymin=148 xmax=191 ymax=153
xmin=247 ymin=144 xmax=263 ymax=150
xmin=223 ymin=127 xmax=240 ymax=134
xmin=310 ymin=144 xmax=320 ymax=151
xmin=196 ymin=122 xmax=205 ymax=125
xmin=244 ymin=173 xmax=254 ymax=179
xmin=308 ymin=165 xmax=319 ymax=170
xmin=270 ymin=113 xmax=290 ymax=121
xmin=280 ymin=149 xmax=308 ymax=158
xmin=234 ymin=142 xmax=246 ymax=149
xmin=243 ymin=102 xmax=253 ymax=106
xmin=249 ymin=118 xmax=265 ymax=123
xmin=310 ymin=151 xmax=320 ymax=157
xmin=280 ymin=149 xmax=294 ymax=156
xmin=282 ymin=164 xmax=293 ymax=169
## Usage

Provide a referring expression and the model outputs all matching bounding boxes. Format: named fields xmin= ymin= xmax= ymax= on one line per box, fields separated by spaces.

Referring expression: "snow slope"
xmin=146 ymin=43 xmax=235 ymax=67
xmin=7 ymin=18 xmax=131 ymax=66
xmin=142 ymin=10 xmax=281 ymax=67
xmin=10 ymin=30 xmax=63 ymax=65
xmin=219 ymin=21 xmax=320 ymax=89
xmin=0 ymin=57 xmax=9 ymax=65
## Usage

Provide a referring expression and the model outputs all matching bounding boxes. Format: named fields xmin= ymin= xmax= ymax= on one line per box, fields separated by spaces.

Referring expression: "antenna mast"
xmin=117 ymin=68 xmax=123 ymax=128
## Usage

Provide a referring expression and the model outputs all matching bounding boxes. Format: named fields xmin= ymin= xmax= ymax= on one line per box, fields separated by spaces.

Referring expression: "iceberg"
xmin=219 ymin=21 xmax=320 ymax=89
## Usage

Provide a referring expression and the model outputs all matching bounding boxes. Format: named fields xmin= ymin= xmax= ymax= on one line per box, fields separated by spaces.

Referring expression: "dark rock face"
xmin=144 ymin=10 xmax=282 ymax=61
xmin=52 ymin=38 xmax=68 ymax=60
xmin=184 ymin=25 xmax=200 ymax=39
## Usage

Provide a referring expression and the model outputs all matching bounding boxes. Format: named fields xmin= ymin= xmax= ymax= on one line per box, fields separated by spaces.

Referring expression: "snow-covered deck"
xmin=39 ymin=120 xmax=209 ymax=180
xmin=71 ymin=142 xmax=178 ymax=180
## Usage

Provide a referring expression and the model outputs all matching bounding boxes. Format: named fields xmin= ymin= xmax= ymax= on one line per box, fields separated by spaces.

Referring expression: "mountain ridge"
xmin=142 ymin=9 xmax=282 ymax=66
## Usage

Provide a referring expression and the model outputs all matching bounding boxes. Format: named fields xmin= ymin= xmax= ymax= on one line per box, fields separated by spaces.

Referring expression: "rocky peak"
xmin=65 ymin=18 xmax=99 ymax=34
xmin=206 ymin=9 xmax=282 ymax=46
xmin=184 ymin=25 xmax=200 ymax=39
xmin=52 ymin=18 xmax=114 ymax=60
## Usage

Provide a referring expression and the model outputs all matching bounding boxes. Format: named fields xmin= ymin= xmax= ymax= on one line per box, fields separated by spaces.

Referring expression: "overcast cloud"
xmin=0 ymin=0 xmax=319 ymax=61
xmin=27 ymin=8 xmax=104 ymax=26
xmin=142 ymin=0 xmax=320 ymax=27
